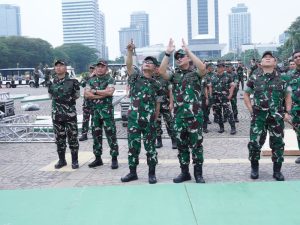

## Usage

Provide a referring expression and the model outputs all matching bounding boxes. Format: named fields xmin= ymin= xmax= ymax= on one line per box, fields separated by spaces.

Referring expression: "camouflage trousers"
xmin=201 ymin=97 xmax=209 ymax=128
xmin=127 ymin=117 xmax=157 ymax=167
xmin=291 ymin=110 xmax=300 ymax=150
xmin=173 ymin=116 xmax=204 ymax=166
xmin=212 ymin=95 xmax=235 ymax=126
xmin=248 ymin=109 xmax=285 ymax=162
xmin=81 ymin=103 xmax=93 ymax=135
xmin=156 ymin=107 xmax=176 ymax=139
xmin=230 ymin=90 xmax=238 ymax=117
xmin=92 ymin=109 xmax=119 ymax=157
xmin=53 ymin=118 xmax=79 ymax=154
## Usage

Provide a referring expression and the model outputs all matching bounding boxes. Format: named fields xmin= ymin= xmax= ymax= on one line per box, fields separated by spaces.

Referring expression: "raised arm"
xmin=158 ymin=38 xmax=175 ymax=80
xmin=181 ymin=39 xmax=206 ymax=77
xmin=126 ymin=40 xmax=135 ymax=76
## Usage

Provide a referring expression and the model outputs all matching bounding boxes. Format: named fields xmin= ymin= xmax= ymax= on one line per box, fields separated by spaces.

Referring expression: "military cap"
xmin=261 ymin=51 xmax=275 ymax=59
xmin=144 ymin=56 xmax=159 ymax=66
xmin=54 ymin=59 xmax=67 ymax=66
xmin=216 ymin=62 xmax=225 ymax=67
xmin=174 ymin=49 xmax=187 ymax=59
xmin=96 ymin=59 xmax=108 ymax=66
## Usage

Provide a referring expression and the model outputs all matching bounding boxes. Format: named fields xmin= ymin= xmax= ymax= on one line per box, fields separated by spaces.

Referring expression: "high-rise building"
xmin=229 ymin=3 xmax=251 ymax=53
xmin=187 ymin=0 xmax=224 ymax=58
xmin=130 ymin=11 xmax=149 ymax=47
xmin=0 ymin=4 xmax=21 ymax=36
xmin=119 ymin=27 xmax=143 ymax=56
xmin=119 ymin=11 xmax=149 ymax=56
xmin=62 ymin=0 xmax=108 ymax=58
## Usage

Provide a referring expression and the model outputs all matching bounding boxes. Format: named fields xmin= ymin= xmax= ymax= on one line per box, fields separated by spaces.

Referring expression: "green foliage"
xmin=0 ymin=36 xmax=54 ymax=68
xmin=54 ymin=44 xmax=98 ymax=73
xmin=240 ymin=49 xmax=260 ymax=66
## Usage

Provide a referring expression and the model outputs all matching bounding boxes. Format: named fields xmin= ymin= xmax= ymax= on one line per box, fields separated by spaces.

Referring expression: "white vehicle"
xmin=0 ymin=68 xmax=44 ymax=88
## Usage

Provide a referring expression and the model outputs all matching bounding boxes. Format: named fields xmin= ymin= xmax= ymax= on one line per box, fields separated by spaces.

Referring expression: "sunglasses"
xmin=175 ymin=54 xmax=186 ymax=60
xmin=143 ymin=60 xmax=154 ymax=64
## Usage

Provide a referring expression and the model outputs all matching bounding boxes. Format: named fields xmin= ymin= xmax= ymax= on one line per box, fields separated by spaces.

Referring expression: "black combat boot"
xmin=148 ymin=166 xmax=157 ymax=184
xmin=54 ymin=152 xmax=67 ymax=169
xmin=250 ymin=160 xmax=259 ymax=179
xmin=218 ymin=123 xmax=224 ymax=133
xmin=171 ymin=138 xmax=177 ymax=149
xmin=71 ymin=151 xmax=79 ymax=169
xmin=78 ymin=133 xmax=88 ymax=141
xmin=234 ymin=115 xmax=239 ymax=123
xmin=295 ymin=157 xmax=300 ymax=164
xmin=155 ymin=136 xmax=163 ymax=148
xmin=111 ymin=156 xmax=119 ymax=169
xmin=194 ymin=165 xmax=205 ymax=183
xmin=173 ymin=165 xmax=192 ymax=183
xmin=273 ymin=162 xmax=285 ymax=181
xmin=121 ymin=166 xmax=138 ymax=182
xmin=203 ymin=123 xmax=209 ymax=133
xmin=230 ymin=123 xmax=236 ymax=135
xmin=88 ymin=156 xmax=103 ymax=168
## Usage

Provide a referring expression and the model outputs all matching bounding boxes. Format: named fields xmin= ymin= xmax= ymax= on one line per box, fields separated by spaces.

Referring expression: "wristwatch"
xmin=91 ymin=89 xmax=97 ymax=94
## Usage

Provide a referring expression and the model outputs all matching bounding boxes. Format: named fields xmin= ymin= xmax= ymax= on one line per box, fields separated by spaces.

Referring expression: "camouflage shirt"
xmin=153 ymin=74 xmax=172 ymax=110
xmin=169 ymin=67 xmax=202 ymax=118
xmin=48 ymin=74 xmax=80 ymax=121
xmin=286 ymin=68 xmax=300 ymax=111
xmin=127 ymin=70 xmax=163 ymax=121
xmin=236 ymin=66 xmax=244 ymax=82
xmin=245 ymin=70 xmax=290 ymax=115
xmin=87 ymin=74 xmax=115 ymax=118
xmin=210 ymin=72 xmax=234 ymax=97
xmin=227 ymin=71 xmax=239 ymax=90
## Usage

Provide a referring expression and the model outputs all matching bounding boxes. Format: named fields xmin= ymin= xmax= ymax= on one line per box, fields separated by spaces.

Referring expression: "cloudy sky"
xmin=0 ymin=0 xmax=299 ymax=59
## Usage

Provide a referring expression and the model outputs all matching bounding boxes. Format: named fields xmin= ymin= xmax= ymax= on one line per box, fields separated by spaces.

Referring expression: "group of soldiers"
xmin=48 ymin=39 xmax=300 ymax=184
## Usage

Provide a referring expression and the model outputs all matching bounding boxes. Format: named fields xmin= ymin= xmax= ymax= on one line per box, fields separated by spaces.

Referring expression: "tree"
xmin=54 ymin=44 xmax=98 ymax=73
xmin=221 ymin=52 xmax=235 ymax=61
xmin=240 ymin=49 xmax=260 ymax=66
xmin=0 ymin=36 xmax=54 ymax=68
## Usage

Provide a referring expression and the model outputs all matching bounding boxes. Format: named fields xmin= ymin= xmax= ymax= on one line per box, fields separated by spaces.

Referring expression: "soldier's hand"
xmin=166 ymin=38 xmax=175 ymax=54
xmin=181 ymin=38 xmax=189 ymax=52
xmin=127 ymin=39 xmax=135 ymax=52
xmin=283 ymin=112 xmax=291 ymax=122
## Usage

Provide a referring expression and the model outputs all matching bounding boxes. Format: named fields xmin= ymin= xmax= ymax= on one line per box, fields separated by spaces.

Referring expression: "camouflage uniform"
xmin=80 ymin=74 xmax=94 ymax=137
xmin=127 ymin=70 xmax=163 ymax=167
xmin=210 ymin=72 xmax=235 ymax=129
xmin=170 ymin=67 xmax=204 ymax=166
xmin=245 ymin=70 xmax=290 ymax=162
xmin=153 ymin=74 xmax=176 ymax=140
xmin=201 ymin=75 xmax=209 ymax=131
xmin=236 ymin=65 xmax=244 ymax=90
xmin=48 ymin=74 xmax=80 ymax=155
xmin=285 ymin=69 xmax=300 ymax=150
xmin=227 ymin=70 xmax=239 ymax=120
xmin=87 ymin=74 xmax=119 ymax=158
xmin=206 ymin=71 xmax=215 ymax=122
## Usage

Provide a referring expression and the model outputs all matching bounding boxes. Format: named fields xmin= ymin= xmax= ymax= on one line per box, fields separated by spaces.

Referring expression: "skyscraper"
xmin=62 ymin=0 xmax=108 ymax=58
xmin=187 ymin=0 xmax=224 ymax=58
xmin=130 ymin=11 xmax=149 ymax=47
xmin=229 ymin=3 xmax=251 ymax=53
xmin=0 ymin=4 xmax=21 ymax=37
xmin=119 ymin=11 xmax=149 ymax=56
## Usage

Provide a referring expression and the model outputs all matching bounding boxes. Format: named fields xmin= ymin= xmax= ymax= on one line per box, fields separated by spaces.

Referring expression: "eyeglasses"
xmin=143 ymin=60 xmax=154 ymax=64
xmin=294 ymin=55 xmax=300 ymax=59
xmin=175 ymin=54 xmax=186 ymax=60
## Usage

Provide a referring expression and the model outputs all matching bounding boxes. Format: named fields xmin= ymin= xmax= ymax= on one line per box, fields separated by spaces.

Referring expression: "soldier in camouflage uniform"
xmin=121 ymin=41 xmax=163 ymax=184
xmin=84 ymin=60 xmax=119 ymax=169
xmin=159 ymin=38 xmax=206 ymax=183
xmin=48 ymin=60 xmax=80 ymax=169
xmin=209 ymin=62 xmax=236 ymax=134
xmin=226 ymin=62 xmax=239 ymax=122
xmin=78 ymin=65 xmax=96 ymax=141
xmin=201 ymin=66 xmax=210 ymax=133
xmin=206 ymin=63 xmax=215 ymax=125
xmin=244 ymin=51 xmax=292 ymax=181
xmin=153 ymin=66 xmax=177 ymax=149
xmin=286 ymin=51 xmax=300 ymax=164
xmin=237 ymin=60 xmax=245 ymax=91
